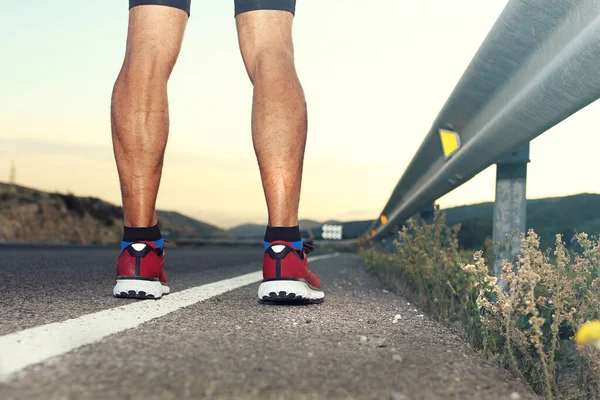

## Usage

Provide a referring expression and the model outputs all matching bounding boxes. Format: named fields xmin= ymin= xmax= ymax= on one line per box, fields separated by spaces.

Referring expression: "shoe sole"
xmin=258 ymin=280 xmax=324 ymax=304
xmin=113 ymin=279 xmax=170 ymax=300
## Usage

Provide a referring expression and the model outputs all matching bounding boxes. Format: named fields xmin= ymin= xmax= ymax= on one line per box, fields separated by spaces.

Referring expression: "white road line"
xmin=0 ymin=252 xmax=339 ymax=382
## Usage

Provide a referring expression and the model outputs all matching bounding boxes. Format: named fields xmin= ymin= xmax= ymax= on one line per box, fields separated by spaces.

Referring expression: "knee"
xmin=117 ymin=46 xmax=179 ymax=88
xmin=111 ymin=48 xmax=176 ymax=118
xmin=244 ymin=45 xmax=296 ymax=84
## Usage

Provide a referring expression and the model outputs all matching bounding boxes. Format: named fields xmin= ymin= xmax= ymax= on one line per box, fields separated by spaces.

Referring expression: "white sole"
xmin=113 ymin=279 xmax=170 ymax=300
xmin=258 ymin=280 xmax=325 ymax=303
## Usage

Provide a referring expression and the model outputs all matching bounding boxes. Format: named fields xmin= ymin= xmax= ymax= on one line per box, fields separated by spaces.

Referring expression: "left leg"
xmin=112 ymin=2 xmax=189 ymax=300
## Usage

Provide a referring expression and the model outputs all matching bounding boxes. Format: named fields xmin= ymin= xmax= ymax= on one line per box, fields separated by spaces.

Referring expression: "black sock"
xmin=264 ymin=226 xmax=302 ymax=250
xmin=122 ymin=224 xmax=163 ymax=250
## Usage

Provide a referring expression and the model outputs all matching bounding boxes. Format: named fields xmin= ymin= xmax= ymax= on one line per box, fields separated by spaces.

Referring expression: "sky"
xmin=2 ymin=1 xmax=599 ymax=229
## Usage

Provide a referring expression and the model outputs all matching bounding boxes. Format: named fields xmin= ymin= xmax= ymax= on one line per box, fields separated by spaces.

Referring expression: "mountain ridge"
xmin=0 ymin=183 xmax=229 ymax=244
xmin=2 ymin=182 xmax=598 ymax=249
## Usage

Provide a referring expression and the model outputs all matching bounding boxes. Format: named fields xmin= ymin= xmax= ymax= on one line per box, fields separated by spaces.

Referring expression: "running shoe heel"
xmin=113 ymin=278 xmax=169 ymax=299
xmin=258 ymin=279 xmax=324 ymax=303
xmin=114 ymin=241 xmax=169 ymax=300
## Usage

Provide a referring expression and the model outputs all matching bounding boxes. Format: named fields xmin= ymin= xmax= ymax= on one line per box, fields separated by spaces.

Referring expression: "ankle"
xmin=122 ymin=224 xmax=163 ymax=250
xmin=264 ymin=226 xmax=302 ymax=250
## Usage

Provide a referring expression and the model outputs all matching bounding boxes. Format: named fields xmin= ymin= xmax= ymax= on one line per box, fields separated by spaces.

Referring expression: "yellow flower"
xmin=575 ymin=320 xmax=600 ymax=348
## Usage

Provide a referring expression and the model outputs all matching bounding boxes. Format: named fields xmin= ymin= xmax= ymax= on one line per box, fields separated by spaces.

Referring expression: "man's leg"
xmin=111 ymin=3 xmax=188 ymax=299
xmin=236 ymin=5 xmax=324 ymax=303
xmin=236 ymin=10 xmax=306 ymax=229
xmin=112 ymin=4 xmax=187 ymax=227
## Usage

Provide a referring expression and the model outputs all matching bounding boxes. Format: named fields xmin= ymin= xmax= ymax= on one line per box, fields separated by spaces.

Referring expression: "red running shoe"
xmin=258 ymin=241 xmax=324 ymax=303
xmin=113 ymin=242 xmax=170 ymax=299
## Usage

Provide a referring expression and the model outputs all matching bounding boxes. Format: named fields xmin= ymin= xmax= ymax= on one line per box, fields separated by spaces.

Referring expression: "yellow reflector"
xmin=439 ymin=129 xmax=461 ymax=158
xmin=380 ymin=215 xmax=388 ymax=224
xmin=371 ymin=229 xmax=376 ymax=236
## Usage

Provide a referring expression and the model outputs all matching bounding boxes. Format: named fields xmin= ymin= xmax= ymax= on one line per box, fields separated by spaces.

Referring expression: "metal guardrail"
xmin=363 ymin=0 xmax=600 ymax=241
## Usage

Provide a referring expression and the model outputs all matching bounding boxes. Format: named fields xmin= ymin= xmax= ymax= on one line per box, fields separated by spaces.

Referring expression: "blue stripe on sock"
xmin=121 ymin=238 xmax=164 ymax=251
xmin=264 ymin=240 xmax=303 ymax=251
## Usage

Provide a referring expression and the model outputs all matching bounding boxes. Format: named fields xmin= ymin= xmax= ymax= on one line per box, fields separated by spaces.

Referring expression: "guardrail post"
xmin=420 ymin=203 xmax=435 ymax=225
xmin=390 ymin=225 xmax=403 ymax=252
xmin=492 ymin=143 xmax=530 ymax=281
xmin=382 ymin=232 xmax=395 ymax=253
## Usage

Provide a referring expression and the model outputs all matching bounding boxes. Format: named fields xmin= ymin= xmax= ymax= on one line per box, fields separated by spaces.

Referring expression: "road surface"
xmin=0 ymin=245 xmax=538 ymax=399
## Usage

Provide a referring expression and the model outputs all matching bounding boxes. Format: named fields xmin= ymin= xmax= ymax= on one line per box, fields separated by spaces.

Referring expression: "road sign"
xmin=322 ymin=224 xmax=343 ymax=240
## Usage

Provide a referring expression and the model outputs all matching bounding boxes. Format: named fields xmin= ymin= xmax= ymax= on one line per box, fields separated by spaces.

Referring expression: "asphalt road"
xmin=0 ymin=246 xmax=539 ymax=400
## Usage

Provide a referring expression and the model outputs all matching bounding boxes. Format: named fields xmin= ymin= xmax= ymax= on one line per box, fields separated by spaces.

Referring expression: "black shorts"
xmin=128 ymin=0 xmax=296 ymax=17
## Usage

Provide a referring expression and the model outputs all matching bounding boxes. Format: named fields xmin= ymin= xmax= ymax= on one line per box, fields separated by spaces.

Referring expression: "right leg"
xmin=112 ymin=3 xmax=188 ymax=227
xmin=234 ymin=5 xmax=324 ymax=303
xmin=111 ymin=2 xmax=188 ymax=299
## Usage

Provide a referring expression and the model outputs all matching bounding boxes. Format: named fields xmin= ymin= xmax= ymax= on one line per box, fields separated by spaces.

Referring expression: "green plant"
xmin=361 ymin=209 xmax=600 ymax=399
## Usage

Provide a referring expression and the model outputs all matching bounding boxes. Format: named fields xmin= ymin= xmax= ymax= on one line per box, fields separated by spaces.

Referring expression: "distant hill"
xmin=228 ymin=219 xmax=331 ymax=239
xmin=156 ymin=210 xmax=229 ymax=240
xmin=443 ymin=193 xmax=600 ymax=249
xmin=329 ymin=194 xmax=600 ymax=249
xmin=227 ymin=223 xmax=264 ymax=239
xmin=228 ymin=219 xmax=372 ymax=240
xmin=289 ymin=194 xmax=600 ymax=250
xmin=0 ymin=183 xmax=229 ymax=244
xmin=9 ymin=180 xmax=593 ymax=249
xmin=299 ymin=219 xmax=323 ymax=231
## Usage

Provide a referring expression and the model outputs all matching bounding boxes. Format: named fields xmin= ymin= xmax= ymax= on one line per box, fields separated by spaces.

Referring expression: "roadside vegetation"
xmin=360 ymin=209 xmax=600 ymax=399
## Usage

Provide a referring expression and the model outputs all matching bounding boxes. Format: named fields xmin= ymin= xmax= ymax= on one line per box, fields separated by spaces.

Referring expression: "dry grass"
xmin=360 ymin=209 xmax=600 ymax=399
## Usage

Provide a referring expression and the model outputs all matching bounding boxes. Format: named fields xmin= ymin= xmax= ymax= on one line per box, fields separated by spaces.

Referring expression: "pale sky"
xmin=1 ymin=1 xmax=599 ymax=228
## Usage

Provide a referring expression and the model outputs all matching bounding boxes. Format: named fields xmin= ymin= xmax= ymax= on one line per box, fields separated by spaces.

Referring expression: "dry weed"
xmin=361 ymin=209 xmax=600 ymax=399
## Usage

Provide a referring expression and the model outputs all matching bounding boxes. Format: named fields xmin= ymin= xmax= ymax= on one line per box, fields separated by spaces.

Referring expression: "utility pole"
xmin=10 ymin=160 xmax=16 ymax=184
xmin=5 ymin=160 xmax=17 ymax=195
